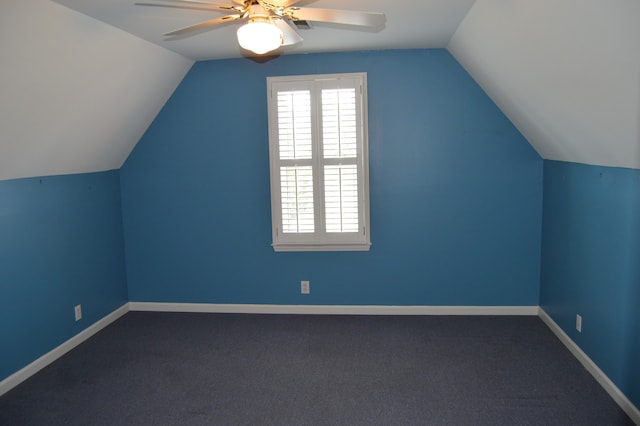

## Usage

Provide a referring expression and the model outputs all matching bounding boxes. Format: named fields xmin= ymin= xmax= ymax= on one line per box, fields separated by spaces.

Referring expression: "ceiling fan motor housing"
xmin=246 ymin=3 xmax=272 ymax=21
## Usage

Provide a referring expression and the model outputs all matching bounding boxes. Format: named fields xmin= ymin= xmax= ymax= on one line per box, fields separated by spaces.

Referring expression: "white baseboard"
xmin=538 ymin=307 xmax=640 ymax=425
xmin=0 ymin=303 xmax=130 ymax=397
xmin=128 ymin=302 xmax=539 ymax=316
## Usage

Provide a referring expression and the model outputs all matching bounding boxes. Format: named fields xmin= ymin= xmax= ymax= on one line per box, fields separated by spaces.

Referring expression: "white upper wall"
xmin=449 ymin=0 xmax=640 ymax=170
xmin=0 ymin=0 xmax=193 ymax=181
xmin=2 ymin=1 xmax=638 ymax=181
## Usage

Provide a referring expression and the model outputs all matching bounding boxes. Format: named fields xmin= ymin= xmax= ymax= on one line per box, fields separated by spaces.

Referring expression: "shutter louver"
xmin=277 ymin=91 xmax=312 ymax=160
xmin=280 ymin=166 xmax=314 ymax=233
xmin=324 ymin=165 xmax=359 ymax=232
xmin=322 ymin=89 xmax=358 ymax=159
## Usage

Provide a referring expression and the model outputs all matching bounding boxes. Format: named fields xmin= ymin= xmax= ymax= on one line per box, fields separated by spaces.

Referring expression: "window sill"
xmin=272 ymin=242 xmax=372 ymax=252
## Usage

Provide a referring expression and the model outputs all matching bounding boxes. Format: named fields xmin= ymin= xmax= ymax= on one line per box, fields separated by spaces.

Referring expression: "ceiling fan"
xmin=135 ymin=0 xmax=386 ymax=55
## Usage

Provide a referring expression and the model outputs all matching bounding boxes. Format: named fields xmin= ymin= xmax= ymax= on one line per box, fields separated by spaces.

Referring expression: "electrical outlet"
xmin=576 ymin=314 xmax=582 ymax=333
xmin=74 ymin=304 xmax=82 ymax=321
xmin=301 ymin=280 xmax=310 ymax=294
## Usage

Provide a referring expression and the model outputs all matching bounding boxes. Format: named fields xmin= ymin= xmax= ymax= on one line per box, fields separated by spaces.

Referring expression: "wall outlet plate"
xmin=576 ymin=314 xmax=582 ymax=333
xmin=74 ymin=304 xmax=82 ymax=321
xmin=301 ymin=280 xmax=310 ymax=294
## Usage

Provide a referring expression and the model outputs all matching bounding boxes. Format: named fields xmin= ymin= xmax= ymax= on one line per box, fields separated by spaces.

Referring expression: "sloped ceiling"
xmin=449 ymin=0 xmax=640 ymax=170
xmin=0 ymin=0 xmax=193 ymax=181
xmin=1 ymin=1 xmax=639 ymax=182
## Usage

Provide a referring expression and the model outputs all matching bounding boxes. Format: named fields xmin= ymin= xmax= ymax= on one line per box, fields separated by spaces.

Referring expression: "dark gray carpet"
xmin=0 ymin=313 xmax=634 ymax=425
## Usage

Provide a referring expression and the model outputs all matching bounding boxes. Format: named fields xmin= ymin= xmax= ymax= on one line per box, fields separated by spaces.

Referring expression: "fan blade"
xmin=264 ymin=0 xmax=300 ymax=7
xmin=272 ymin=18 xmax=303 ymax=46
xmin=135 ymin=2 xmax=239 ymax=13
xmin=151 ymin=0 xmax=242 ymax=11
xmin=286 ymin=7 xmax=385 ymax=27
xmin=163 ymin=14 xmax=242 ymax=37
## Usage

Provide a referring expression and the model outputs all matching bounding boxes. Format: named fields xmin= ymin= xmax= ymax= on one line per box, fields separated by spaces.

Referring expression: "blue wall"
xmin=0 ymin=171 xmax=128 ymax=381
xmin=120 ymin=49 xmax=543 ymax=305
xmin=540 ymin=160 xmax=640 ymax=408
xmin=3 ymin=49 xmax=637 ymax=413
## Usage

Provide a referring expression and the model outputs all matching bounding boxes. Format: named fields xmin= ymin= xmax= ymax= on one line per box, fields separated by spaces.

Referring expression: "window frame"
xmin=267 ymin=72 xmax=371 ymax=252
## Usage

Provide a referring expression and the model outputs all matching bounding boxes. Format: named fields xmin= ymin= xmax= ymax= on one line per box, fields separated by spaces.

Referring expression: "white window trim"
xmin=267 ymin=72 xmax=371 ymax=252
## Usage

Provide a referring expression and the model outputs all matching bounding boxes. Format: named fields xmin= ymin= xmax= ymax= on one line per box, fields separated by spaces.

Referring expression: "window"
xmin=267 ymin=73 xmax=371 ymax=252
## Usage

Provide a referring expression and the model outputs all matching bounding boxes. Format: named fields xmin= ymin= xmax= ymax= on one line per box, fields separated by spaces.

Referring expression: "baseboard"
xmin=0 ymin=303 xmax=130 ymax=397
xmin=538 ymin=307 xmax=640 ymax=425
xmin=128 ymin=302 xmax=539 ymax=316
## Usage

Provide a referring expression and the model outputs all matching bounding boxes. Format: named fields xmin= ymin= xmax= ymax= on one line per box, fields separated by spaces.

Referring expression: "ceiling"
xmin=52 ymin=0 xmax=477 ymax=61
xmin=1 ymin=0 xmax=638 ymax=182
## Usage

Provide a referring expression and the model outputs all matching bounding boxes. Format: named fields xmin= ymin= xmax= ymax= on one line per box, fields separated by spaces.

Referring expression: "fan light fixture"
xmin=137 ymin=0 xmax=386 ymax=55
xmin=237 ymin=18 xmax=283 ymax=55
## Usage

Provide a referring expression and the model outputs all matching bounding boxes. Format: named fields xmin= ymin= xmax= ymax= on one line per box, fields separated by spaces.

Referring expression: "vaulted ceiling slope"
xmin=449 ymin=0 xmax=640 ymax=170
xmin=1 ymin=1 xmax=638 ymax=182
xmin=0 ymin=0 xmax=193 ymax=181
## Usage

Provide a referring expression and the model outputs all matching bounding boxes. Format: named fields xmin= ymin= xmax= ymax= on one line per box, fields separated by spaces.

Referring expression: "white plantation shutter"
xmin=321 ymin=87 xmax=359 ymax=234
xmin=277 ymin=91 xmax=312 ymax=160
xmin=322 ymin=88 xmax=358 ymax=159
xmin=276 ymin=89 xmax=315 ymax=234
xmin=267 ymin=73 xmax=370 ymax=251
xmin=280 ymin=166 xmax=314 ymax=233
xmin=324 ymin=165 xmax=359 ymax=233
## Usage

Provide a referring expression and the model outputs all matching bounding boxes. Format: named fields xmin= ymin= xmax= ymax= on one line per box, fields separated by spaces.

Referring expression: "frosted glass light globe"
xmin=237 ymin=20 xmax=283 ymax=55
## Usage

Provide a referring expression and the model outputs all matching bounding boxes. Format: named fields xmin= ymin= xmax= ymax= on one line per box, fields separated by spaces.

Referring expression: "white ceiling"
xmin=52 ymin=0 xmax=477 ymax=61
xmin=1 ymin=0 xmax=639 ymax=182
